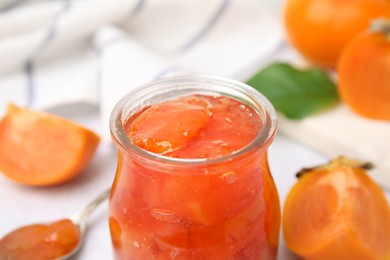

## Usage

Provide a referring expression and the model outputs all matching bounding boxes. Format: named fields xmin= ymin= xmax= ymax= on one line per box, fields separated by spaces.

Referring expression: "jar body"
xmin=109 ymin=76 xmax=280 ymax=259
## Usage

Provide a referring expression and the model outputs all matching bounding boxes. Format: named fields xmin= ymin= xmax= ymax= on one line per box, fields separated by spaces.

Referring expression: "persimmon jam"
xmin=109 ymin=94 xmax=280 ymax=259
xmin=0 ymin=219 xmax=80 ymax=260
xmin=127 ymin=95 xmax=261 ymax=158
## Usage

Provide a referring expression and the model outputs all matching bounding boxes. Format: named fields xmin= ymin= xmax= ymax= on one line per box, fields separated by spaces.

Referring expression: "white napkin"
xmin=0 ymin=0 xmax=283 ymax=121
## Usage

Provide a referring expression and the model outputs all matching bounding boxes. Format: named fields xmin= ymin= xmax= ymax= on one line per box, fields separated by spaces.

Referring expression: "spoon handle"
xmin=70 ymin=188 xmax=111 ymax=228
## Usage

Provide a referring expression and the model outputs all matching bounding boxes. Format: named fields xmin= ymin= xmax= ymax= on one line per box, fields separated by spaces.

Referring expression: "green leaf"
xmin=246 ymin=62 xmax=339 ymax=119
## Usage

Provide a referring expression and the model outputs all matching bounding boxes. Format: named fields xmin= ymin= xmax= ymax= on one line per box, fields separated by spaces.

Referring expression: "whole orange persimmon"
xmin=283 ymin=0 xmax=390 ymax=68
xmin=337 ymin=19 xmax=390 ymax=120
xmin=283 ymin=157 xmax=390 ymax=260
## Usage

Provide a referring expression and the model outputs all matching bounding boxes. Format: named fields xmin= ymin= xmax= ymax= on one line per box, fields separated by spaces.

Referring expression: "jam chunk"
xmin=128 ymin=96 xmax=211 ymax=154
xmin=128 ymin=95 xmax=261 ymax=158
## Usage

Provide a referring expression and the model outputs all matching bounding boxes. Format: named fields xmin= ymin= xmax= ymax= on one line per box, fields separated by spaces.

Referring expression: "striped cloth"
xmin=0 ymin=0 xmax=284 ymax=136
xmin=1 ymin=0 xmax=390 ymax=191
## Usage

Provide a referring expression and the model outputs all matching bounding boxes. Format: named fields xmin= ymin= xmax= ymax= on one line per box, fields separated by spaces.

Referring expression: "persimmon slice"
xmin=283 ymin=157 xmax=390 ymax=259
xmin=0 ymin=104 xmax=100 ymax=186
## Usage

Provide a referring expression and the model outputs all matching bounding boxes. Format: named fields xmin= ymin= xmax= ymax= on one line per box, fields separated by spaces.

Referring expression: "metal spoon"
xmin=57 ymin=188 xmax=111 ymax=260
xmin=0 ymin=189 xmax=110 ymax=259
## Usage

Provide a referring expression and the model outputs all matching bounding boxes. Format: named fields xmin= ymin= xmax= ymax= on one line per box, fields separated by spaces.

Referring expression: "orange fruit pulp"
xmin=0 ymin=104 xmax=100 ymax=186
xmin=109 ymin=94 xmax=280 ymax=259
xmin=283 ymin=157 xmax=390 ymax=260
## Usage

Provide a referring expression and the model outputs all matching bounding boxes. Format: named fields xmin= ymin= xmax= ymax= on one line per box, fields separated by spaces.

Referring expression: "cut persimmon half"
xmin=0 ymin=104 xmax=100 ymax=186
xmin=283 ymin=157 xmax=390 ymax=260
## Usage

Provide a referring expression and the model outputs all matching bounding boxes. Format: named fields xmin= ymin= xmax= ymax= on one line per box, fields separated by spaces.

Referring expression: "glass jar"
xmin=109 ymin=75 xmax=280 ymax=259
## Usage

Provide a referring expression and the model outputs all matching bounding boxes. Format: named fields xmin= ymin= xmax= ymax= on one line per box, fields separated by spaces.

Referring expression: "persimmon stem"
xmin=370 ymin=18 xmax=390 ymax=38
xmin=296 ymin=156 xmax=374 ymax=179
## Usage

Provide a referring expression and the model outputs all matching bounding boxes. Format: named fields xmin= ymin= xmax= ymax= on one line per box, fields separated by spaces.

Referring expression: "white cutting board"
xmin=278 ymin=103 xmax=390 ymax=190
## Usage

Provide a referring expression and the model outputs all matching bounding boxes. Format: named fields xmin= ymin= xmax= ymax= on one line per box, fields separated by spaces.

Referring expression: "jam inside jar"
xmin=109 ymin=76 xmax=280 ymax=259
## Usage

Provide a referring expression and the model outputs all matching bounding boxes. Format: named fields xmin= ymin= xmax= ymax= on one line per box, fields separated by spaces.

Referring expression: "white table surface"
xmin=1 ymin=101 xmax=388 ymax=260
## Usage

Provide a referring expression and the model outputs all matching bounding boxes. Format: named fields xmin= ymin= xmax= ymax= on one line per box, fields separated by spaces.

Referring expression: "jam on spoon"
xmin=0 ymin=189 xmax=110 ymax=260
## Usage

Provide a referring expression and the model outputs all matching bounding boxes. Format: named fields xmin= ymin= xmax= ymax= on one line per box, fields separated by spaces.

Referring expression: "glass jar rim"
xmin=109 ymin=75 xmax=278 ymax=165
